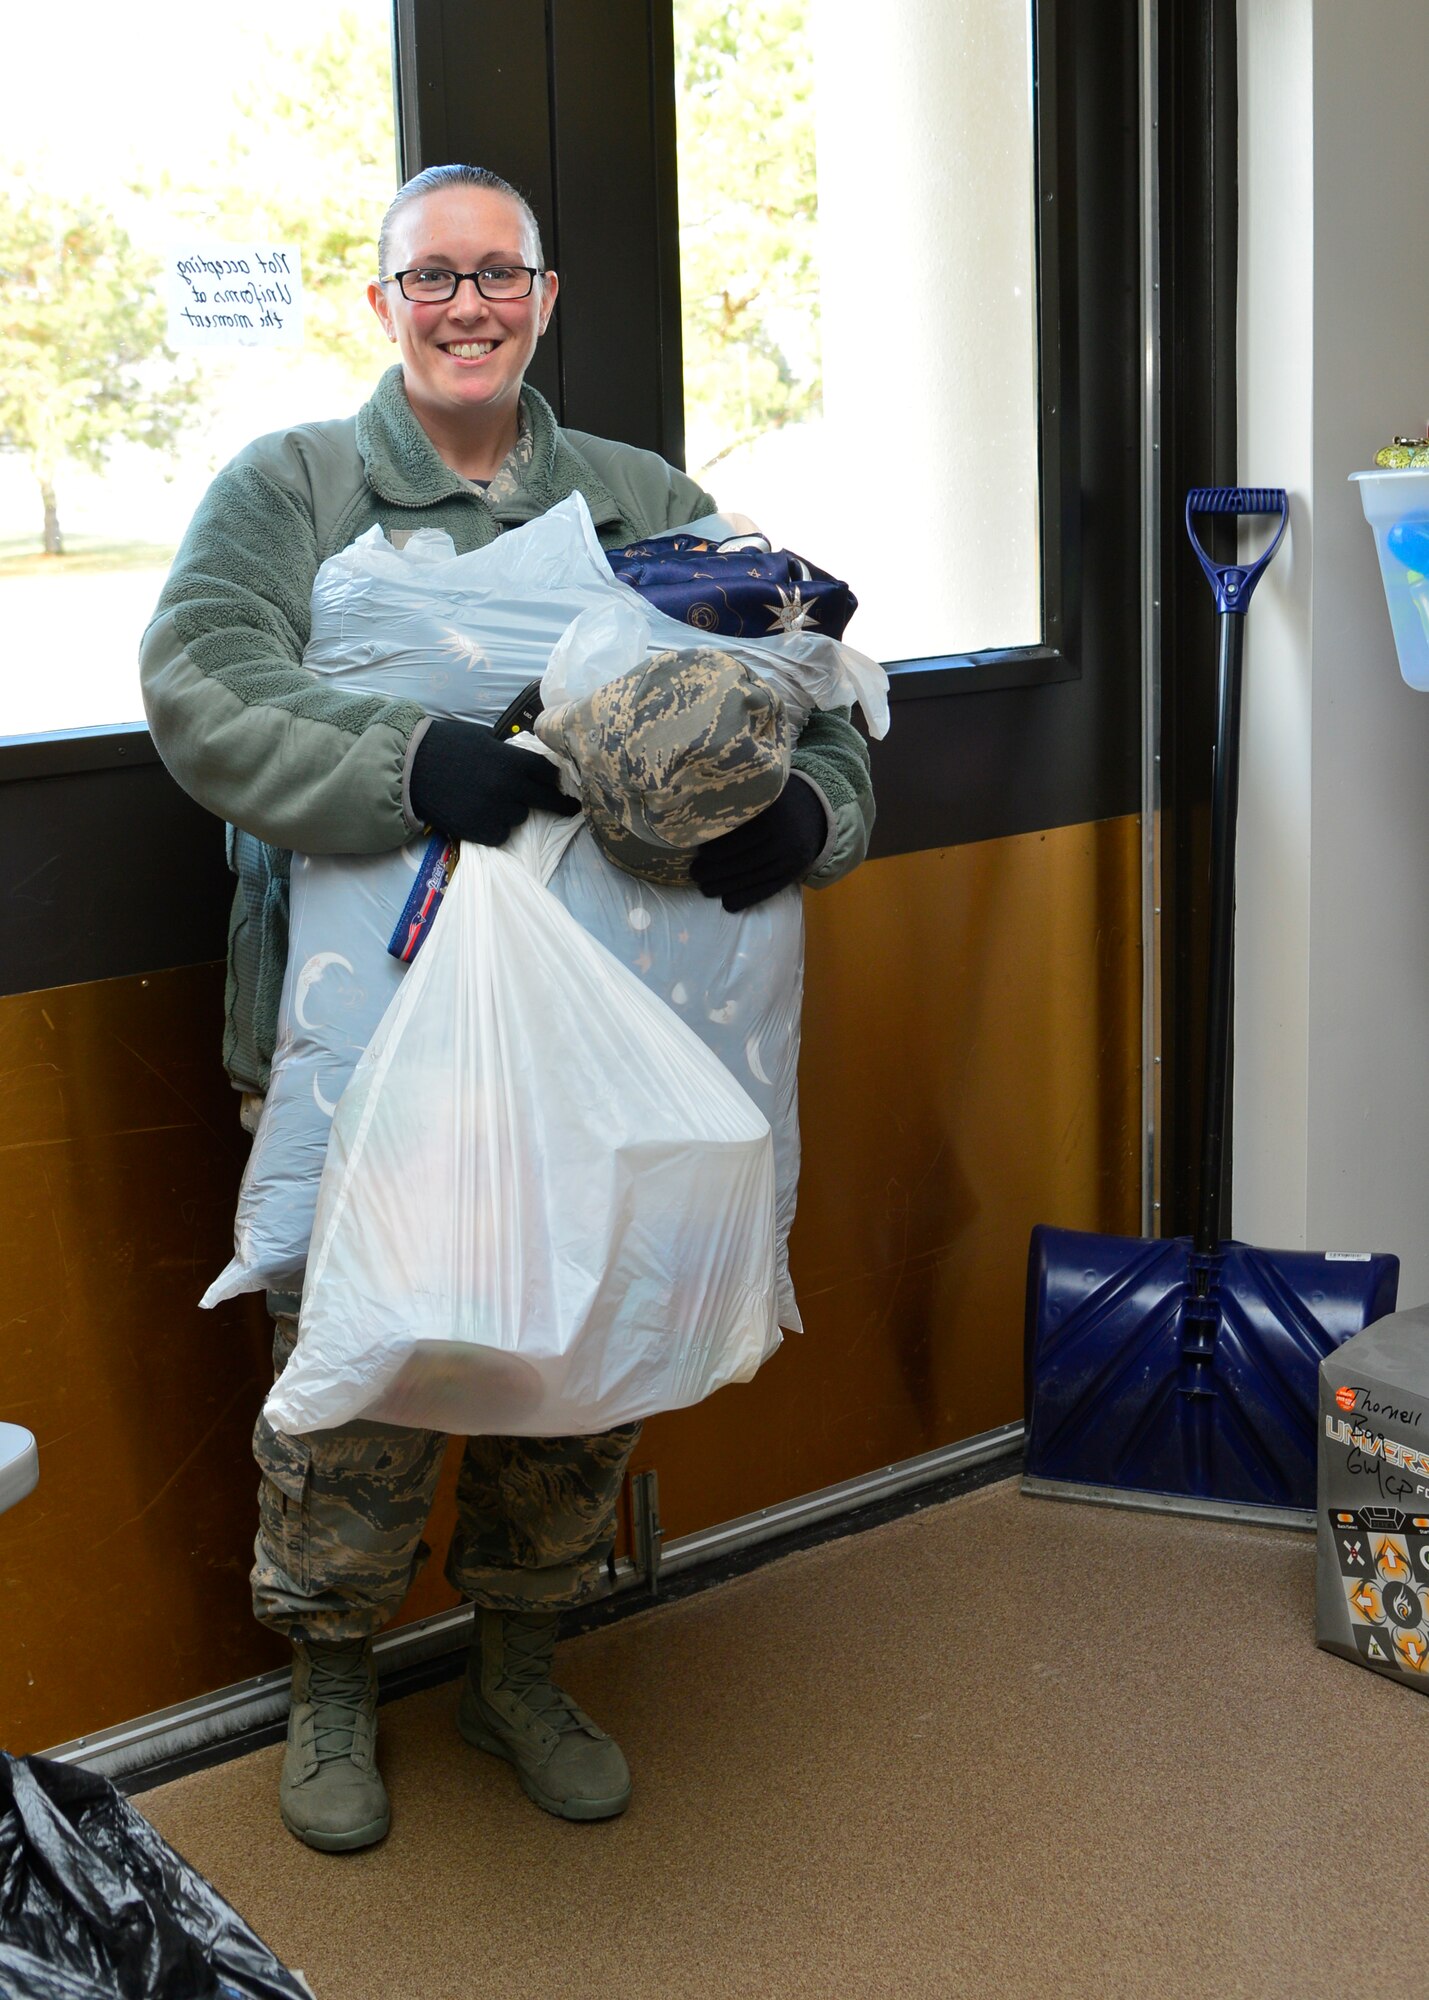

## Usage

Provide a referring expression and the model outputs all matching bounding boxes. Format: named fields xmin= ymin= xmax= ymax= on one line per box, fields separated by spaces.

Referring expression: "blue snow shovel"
xmin=1022 ymin=488 xmax=1399 ymax=1524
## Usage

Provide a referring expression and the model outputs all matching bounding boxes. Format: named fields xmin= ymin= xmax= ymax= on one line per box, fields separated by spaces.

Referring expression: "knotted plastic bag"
xmin=264 ymin=804 xmax=780 ymax=1439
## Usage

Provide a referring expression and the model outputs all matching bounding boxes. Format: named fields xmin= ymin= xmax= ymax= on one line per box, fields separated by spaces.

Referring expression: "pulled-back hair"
xmin=378 ymin=164 xmax=545 ymax=277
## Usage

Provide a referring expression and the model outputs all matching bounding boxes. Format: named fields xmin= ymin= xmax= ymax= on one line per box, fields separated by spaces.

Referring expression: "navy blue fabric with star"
xmin=605 ymin=535 xmax=858 ymax=642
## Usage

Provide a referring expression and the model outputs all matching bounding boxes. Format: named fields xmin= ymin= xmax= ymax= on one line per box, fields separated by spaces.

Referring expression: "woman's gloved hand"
xmin=689 ymin=775 xmax=829 ymax=913
xmin=409 ymin=718 xmax=579 ymax=845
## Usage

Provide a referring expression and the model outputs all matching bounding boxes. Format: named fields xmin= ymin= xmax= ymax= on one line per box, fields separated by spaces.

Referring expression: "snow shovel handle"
xmin=1185 ymin=486 xmax=1288 ymax=1254
xmin=1185 ymin=487 xmax=1288 ymax=615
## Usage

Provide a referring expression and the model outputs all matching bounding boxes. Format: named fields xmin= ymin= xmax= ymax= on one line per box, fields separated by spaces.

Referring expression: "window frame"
xmin=0 ymin=0 xmax=1070 ymax=778
xmin=880 ymin=0 xmax=1073 ymax=702
xmin=0 ymin=0 xmax=1172 ymax=1000
xmin=394 ymin=0 xmax=1077 ymax=713
xmin=0 ymin=1 xmax=410 ymax=776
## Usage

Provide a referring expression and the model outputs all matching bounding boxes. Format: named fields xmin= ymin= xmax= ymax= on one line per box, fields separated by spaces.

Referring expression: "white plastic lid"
xmin=0 ymin=1422 xmax=38 ymax=1515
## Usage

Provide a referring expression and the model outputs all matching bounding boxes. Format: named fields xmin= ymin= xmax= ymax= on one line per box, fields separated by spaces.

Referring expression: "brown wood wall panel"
xmin=0 ymin=818 xmax=1138 ymax=1753
xmin=630 ymin=816 xmax=1143 ymax=1538
xmin=0 ymin=965 xmax=272 ymax=1749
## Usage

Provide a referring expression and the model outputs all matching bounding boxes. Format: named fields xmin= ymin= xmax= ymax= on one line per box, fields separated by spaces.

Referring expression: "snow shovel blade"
xmin=1023 ymin=1225 xmax=1399 ymax=1514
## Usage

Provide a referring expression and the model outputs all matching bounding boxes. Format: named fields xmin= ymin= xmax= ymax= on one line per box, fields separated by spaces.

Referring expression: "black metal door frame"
xmin=1153 ymin=0 xmax=1239 ymax=1239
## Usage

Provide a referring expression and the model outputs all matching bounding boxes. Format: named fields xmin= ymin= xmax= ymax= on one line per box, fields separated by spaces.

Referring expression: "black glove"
xmin=409 ymin=718 xmax=579 ymax=846
xmin=689 ymin=775 xmax=829 ymax=913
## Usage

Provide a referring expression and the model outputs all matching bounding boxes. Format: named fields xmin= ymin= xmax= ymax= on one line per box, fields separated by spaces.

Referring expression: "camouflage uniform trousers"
xmin=252 ymin=1294 xmax=641 ymax=1644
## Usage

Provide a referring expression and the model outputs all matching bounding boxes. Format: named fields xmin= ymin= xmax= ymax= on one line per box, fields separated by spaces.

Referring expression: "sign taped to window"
xmin=166 ymin=245 xmax=303 ymax=347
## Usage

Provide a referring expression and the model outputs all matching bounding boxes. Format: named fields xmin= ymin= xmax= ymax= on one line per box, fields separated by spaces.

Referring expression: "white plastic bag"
xmin=263 ymin=811 xmax=780 ymax=1439
xmin=546 ymin=835 xmax=805 ymax=1327
xmin=542 ymin=583 xmax=889 ymax=738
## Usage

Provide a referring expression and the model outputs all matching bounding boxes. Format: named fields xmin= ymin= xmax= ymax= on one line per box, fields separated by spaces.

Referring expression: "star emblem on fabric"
xmin=764 ymin=584 xmax=819 ymax=635
xmin=438 ymin=626 xmax=490 ymax=670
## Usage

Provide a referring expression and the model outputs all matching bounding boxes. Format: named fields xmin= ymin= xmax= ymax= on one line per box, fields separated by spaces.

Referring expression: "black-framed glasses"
xmin=381 ymin=265 xmax=545 ymax=303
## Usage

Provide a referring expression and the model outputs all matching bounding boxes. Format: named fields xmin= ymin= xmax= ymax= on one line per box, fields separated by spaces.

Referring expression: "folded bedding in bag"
xmin=605 ymin=531 xmax=859 ymax=641
xmin=264 ymin=811 xmax=780 ymax=1438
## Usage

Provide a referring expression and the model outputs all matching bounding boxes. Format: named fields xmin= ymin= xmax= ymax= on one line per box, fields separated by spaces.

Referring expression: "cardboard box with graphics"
xmin=1318 ymin=1305 xmax=1429 ymax=1686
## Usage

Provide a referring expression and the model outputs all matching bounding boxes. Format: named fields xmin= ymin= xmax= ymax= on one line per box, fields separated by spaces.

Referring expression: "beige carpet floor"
xmin=139 ymin=1478 xmax=1429 ymax=1999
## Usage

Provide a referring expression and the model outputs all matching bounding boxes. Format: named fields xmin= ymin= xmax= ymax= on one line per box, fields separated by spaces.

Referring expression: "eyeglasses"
xmin=381 ymin=265 xmax=545 ymax=303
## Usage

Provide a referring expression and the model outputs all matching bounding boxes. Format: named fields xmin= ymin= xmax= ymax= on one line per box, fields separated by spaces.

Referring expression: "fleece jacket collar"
xmin=355 ymin=365 xmax=628 ymax=533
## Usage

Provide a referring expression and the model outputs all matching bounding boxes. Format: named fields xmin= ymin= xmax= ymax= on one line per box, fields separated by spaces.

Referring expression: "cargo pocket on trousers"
xmin=297 ymin=1426 xmax=442 ymax=1603
xmin=260 ymin=1307 xmax=441 ymax=1609
xmin=254 ymin=1412 xmax=313 ymax=1597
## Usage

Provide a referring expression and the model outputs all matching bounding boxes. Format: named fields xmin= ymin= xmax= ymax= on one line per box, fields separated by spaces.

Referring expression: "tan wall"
xmin=632 ymin=816 xmax=1142 ymax=1534
xmin=0 ymin=818 xmax=1139 ymax=1752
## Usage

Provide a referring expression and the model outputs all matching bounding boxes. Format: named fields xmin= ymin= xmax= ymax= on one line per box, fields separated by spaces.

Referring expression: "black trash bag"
xmin=0 ymin=1753 xmax=310 ymax=2000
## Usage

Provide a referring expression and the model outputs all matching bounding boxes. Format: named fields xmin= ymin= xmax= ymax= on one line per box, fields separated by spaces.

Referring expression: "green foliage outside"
xmin=0 ymin=10 xmax=394 ymax=563
xmin=214 ymin=8 xmax=397 ymax=384
xmin=0 ymin=181 xmax=202 ymax=555
xmin=675 ymin=0 xmax=821 ymax=476
xmin=144 ymin=7 xmax=395 ymax=388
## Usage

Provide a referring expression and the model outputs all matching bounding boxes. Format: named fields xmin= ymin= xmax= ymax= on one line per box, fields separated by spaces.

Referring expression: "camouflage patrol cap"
xmin=534 ymin=648 xmax=791 ymax=884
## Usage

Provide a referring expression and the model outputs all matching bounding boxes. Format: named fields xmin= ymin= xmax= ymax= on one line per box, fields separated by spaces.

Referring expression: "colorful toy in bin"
xmin=1352 ymin=442 xmax=1429 ymax=690
xmin=1373 ymin=425 xmax=1429 ymax=469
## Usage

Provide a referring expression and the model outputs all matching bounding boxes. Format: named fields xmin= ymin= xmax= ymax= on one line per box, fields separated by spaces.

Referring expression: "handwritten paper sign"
xmin=167 ymin=245 xmax=303 ymax=347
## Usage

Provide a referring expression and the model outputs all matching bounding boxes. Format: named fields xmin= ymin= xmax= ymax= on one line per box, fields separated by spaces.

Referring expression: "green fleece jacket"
xmin=141 ymin=365 xmax=874 ymax=1091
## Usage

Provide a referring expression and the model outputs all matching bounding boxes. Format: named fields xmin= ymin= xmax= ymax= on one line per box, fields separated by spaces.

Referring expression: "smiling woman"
xmin=367 ymin=166 xmax=559 ymax=480
xmin=136 ymin=156 xmax=876 ymax=1857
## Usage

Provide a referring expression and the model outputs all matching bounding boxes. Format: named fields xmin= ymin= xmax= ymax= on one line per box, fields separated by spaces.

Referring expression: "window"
xmin=673 ymin=0 xmax=1043 ymax=667
xmin=1 ymin=1 xmax=396 ymax=740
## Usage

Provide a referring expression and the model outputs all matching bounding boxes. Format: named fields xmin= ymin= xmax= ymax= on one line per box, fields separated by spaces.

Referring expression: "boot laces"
xmin=500 ymin=1617 xmax=585 ymax=1736
xmin=305 ymin=1643 xmax=373 ymax=1764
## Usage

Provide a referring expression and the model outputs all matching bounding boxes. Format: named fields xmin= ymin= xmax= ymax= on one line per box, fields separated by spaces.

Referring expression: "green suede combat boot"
xmin=457 ymin=1609 xmax=631 ymax=1821
xmin=278 ymin=1637 xmax=390 ymax=1852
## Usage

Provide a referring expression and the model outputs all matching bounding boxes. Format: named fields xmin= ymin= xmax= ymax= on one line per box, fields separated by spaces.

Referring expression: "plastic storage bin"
xmin=0 ymin=1423 xmax=36 ymax=1516
xmin=1352 ymin=469 xmax=1429 ymax=690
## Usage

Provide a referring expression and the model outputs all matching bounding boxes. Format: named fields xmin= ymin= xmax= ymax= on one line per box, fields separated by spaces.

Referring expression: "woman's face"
xmin=368 ymin=187 xmax=557 ymax=434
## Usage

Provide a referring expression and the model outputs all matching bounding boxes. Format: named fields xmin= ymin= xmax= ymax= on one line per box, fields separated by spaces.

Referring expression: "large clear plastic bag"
xmin=263 ymin=810 xmax=780 ymax=1438
xmin=0 ymin=1754 xmax=310 ymax=2000
xmin=214 ymin=843 xmax=413 ymax=1299
xmin=205 ymin=495 xmax=884 ymax=1319
xmin=302 ymin=495 xmax=889 ymax=737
